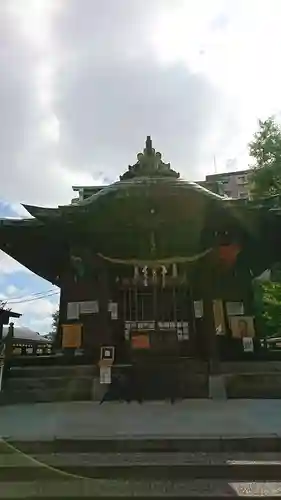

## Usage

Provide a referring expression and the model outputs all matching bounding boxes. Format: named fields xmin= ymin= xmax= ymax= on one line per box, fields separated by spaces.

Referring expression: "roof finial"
xmin=146 ymin=136 xmax=153 ymax=155
xmin=119 ymin=137 xmax=180 ymax=180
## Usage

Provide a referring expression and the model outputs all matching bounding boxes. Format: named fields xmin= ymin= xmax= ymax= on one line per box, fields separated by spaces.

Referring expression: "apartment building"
xmin=204 ymin=170 xmax=250 ymax=199
xmin=71 ymin=170 xmax=251 ymax=204
xmin=71 ymin=185 xmax=104 ymax=204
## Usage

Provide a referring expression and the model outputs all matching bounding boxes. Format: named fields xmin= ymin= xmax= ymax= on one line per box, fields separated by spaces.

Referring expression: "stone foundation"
xmin=2 ymin=360 xmax=281 ymax=405
xmin=222 ymin=361 xmax=281 ymax=398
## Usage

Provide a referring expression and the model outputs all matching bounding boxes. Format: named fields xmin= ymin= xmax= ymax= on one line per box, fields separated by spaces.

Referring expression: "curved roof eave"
xmin=0 ymin=217 xmax=42 ymax=227
xmin=22 ymin=205 xmax=64 ymax=219
xmin=0 ymin=221 xmax=63 ymax=284
xmin=21 ymin=177 xmax=229 ymax=220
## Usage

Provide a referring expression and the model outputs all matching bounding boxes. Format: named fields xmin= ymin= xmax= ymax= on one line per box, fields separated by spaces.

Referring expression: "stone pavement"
xmin=1 ymin=400 xmax=281 ymax=497
xmin=0 ymin=399 xmax=281 ymax=441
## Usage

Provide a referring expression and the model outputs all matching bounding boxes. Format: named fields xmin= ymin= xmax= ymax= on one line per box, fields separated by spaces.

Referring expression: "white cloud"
xmin=0 ymin=252 xmax=31 ymax=275
xmin=0 ymin=0 xmax=229 ymax=209
xmin=1 ymin=0 xmax=281 ymax=331
xmin=5 ymin=284 xmax=20 ymax=296
xmin=2 ymin=284 xmax=59 ymax=333
xmin=1 ymin=1 xmax=281 ymax=209
xmin=16 ymin=295 xmax=59 ymax=334
xmin=2 ymin=202 xmax=32 ymax=218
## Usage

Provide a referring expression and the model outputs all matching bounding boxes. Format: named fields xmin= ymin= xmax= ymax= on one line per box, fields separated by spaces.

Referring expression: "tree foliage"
xmin=249 ymin=118 xmax=281 ymax=337
xmin=50 ymin=309 xmax=59 ymax=340
xmin=260 ymin=281 xmax=281 ymax=337
xmin=249 ymin=117 xmax=281 ymax=199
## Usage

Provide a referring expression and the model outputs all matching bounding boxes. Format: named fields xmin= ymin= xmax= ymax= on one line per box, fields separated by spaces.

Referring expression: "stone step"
xmin=1 ymin=451 xmax=281 ymax=481
xmin=2 ymin=459 xmax=281 ymax=481
xmin=6 ymin=436 xmax=281 ymax=453
xmin=0 ymin=451 xmax=281 ymax=497
xmin=0 ymin=477 xmax=277 ymax=498
xmin=0 ymin=387 xmax=92 ymax=405
xmin=8 ymin=365 xmax=95 ymax=379
xmin=5 ymin=376 xmax=93 ymax=390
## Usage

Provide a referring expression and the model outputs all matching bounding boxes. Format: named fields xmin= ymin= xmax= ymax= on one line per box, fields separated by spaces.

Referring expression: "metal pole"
xmin=0 ymin=363 xmax=3 ymax=392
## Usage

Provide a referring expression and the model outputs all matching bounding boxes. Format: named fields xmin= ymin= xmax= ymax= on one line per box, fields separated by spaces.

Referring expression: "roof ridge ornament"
xmin=120 ymin=136 xmax=180 ymax=180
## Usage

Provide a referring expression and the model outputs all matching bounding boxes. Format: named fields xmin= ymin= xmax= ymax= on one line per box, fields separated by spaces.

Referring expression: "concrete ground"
xmin=2 ymin=400 xmax=281 ymax=497
xmin=1 ymin=399 xmax=281 ymax=441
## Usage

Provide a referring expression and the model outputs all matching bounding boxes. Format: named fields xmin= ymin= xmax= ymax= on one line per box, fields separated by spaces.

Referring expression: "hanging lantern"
xmin=218 ymin=243 xmax=241 ymax=267
xmin=161 ymin=265 xmax=167 ymax=287
xmin=172 ymin=263 xmax=178 ymax=278
xmin=142 ymin=266 xmax=148 ymax=286
xmin=134 ymin=266 xmax=139 ymax=283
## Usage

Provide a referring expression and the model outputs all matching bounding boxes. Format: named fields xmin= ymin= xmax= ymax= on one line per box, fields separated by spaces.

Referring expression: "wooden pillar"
xmin=99 ymin=261 xmax=112 ymax=345
xmin=0 ymin=323 xmax=3 ymax=343
xmin=203 ymin=283 xmax=226 ymax=399
xmin=203 ymin=295 xmax=219 ymax=375
xmin=55 ymin=289 xmax=64 ymax=350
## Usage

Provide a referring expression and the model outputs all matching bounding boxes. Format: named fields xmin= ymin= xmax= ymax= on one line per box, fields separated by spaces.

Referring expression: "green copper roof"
xmin=22 ymin=137 xmax=228 ymax=219
xmin=0 ymin=137 xmax=281 ymax=283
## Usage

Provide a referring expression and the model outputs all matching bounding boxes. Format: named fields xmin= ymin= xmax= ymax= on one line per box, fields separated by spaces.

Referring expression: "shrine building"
xmin=0 ymin=137 xmax=280 ymax=398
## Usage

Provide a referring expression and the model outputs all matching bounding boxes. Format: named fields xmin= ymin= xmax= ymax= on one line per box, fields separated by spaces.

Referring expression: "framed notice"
xmin=80 ymin=300 xmax=99 ymax=314
xmin=62 ymin=323 xmax=82 ymax=348
xmin=67 ymin=302 xmax=80 ymax=320
xmin=131 ymin=334 xmax=150 ymax=349
xmin=108 ymin=302 xmax=118 ymax=320
xmin=226 ymin=302 xmax=244 ymax=316
xmin=100 ymin=346 xmax=115 ymax=363
xmin=194 ymin=300 xmax=203 ymax=318
xmin=230 ymin=316 xmax=255 ymax=339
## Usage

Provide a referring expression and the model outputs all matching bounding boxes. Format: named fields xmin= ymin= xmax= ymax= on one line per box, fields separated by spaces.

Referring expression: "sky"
xmin=1 ymin=0 xmax=281 ymax=334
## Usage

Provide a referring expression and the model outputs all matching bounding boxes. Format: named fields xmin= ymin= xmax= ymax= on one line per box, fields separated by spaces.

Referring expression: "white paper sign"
xmin=80 ymin=300 xmax=99 ymax=314
xmin=124 ymin=329 xmax=130 ymax=340
xmin=216 ymin=324 xmax=224 ymax=336
xmin=242 ymin=337 xmax=254 ymax=352
xmin=177 ymin=323 xmax=189 ymax=340
xmin=100 ymin=366 xmax=111 ymax=384
xmin=226 ymin=302 xmax=244 ymax=316
xmin=67 ymin=302 xmax=80 ymax=320
xmin=108 ymin=302 xmax=118 ymax=320
xmin=13 ymin=347 xmax=22 ymax=355
xmin=194 ymin=301 xmax=203 ymax=318
xmin=183 ymin=324 xmax=189 ymax=339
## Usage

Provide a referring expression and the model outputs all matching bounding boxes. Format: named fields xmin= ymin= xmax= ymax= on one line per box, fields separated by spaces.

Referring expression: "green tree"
xmin=249 ymin=118 xmax=281 ymax=337
xmin=249 ymin=117 xmax=281 ymax=199
xmin=50 ymin=309 xmax=59 ymax=341
xmin=259 ymin=281 xmax=281 ymax=337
